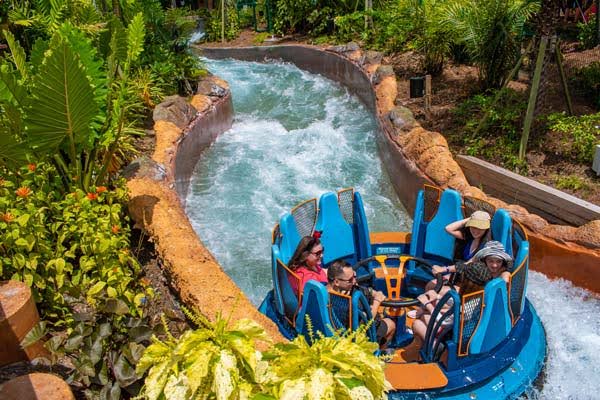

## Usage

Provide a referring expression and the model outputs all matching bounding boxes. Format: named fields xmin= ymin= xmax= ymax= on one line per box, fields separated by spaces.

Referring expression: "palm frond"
xmin=3 ymin=30 xmax=29 ymax=80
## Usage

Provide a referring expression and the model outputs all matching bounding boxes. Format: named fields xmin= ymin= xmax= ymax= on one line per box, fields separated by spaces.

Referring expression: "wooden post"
xmin=555 ymin=39 xmax=574 ymax=115
xmin=424 ymin=74 xmax=432 ymax=116
xmin=520 ymin=36 xmax=548 ymax=160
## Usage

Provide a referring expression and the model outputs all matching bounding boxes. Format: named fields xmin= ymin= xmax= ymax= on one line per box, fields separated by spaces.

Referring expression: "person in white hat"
xmin=445 ymin=210 xmax=492 ymax=262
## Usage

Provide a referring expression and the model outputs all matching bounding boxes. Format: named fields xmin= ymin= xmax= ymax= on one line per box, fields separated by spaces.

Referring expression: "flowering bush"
xmin=1 ymin=162 xmax=152 ymax=396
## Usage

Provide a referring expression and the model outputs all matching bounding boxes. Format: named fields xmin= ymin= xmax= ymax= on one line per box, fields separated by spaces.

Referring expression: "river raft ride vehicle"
xmin=259 ymin=186 xmax=546 ymax=399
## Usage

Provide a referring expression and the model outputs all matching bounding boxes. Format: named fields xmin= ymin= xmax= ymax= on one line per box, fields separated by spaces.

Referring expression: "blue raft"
xmin=259 ymin=186 xmax=546 ymax=399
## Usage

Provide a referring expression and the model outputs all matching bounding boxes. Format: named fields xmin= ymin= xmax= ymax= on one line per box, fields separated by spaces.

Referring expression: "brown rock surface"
xmin=0 ymin=373 xmax=74 ymax=400
xmin=190 ymin=94 xmax=212 ymax=113
xmin=127 ymin=178 xmax=284 ymax=344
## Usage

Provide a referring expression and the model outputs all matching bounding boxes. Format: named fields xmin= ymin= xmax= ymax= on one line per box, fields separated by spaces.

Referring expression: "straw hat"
xmin=465 ymin=210 xmax=491 ymax=230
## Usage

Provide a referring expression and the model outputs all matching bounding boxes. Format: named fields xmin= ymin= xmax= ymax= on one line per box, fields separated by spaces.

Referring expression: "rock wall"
xmin=126 ymin=77 xmax=284 ymax=343
xmin=198 ymin=44 xmax=600 ymax=294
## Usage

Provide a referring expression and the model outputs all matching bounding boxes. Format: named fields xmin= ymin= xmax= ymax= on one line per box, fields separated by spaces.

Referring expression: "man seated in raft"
xmin=412 ymin=241 xmax=513 ymax=343
xmin=327 ymin=260 xmax=396 ymax=348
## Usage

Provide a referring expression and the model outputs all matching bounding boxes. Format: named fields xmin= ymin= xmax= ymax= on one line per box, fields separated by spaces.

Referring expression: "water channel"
xmin=186 ymin=57 xmax=600 ymax=399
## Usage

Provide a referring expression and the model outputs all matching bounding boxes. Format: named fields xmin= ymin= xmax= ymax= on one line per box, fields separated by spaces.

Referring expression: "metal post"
xmin=221 ymin=0 xmax=225 ymax=43
xmin=597 ymin=0 xmax=600 ymax=45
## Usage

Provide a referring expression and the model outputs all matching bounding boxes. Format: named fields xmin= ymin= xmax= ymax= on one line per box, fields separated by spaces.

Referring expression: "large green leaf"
xmin=25 ymin=34 xmax=98 ymax=155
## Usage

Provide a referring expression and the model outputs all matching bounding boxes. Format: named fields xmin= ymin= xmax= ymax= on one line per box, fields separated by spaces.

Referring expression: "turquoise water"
xmin=186 ymin=57 xmax=600 ymax=399
xmin=186 ymin=58 xmax=410 ymax=306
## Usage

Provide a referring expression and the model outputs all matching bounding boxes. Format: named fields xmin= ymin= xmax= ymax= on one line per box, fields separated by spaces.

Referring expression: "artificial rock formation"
xmin=127 ymin=77 xmax=284 ymax=343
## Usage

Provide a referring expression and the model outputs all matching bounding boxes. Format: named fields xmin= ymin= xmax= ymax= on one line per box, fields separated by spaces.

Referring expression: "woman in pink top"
xmin=288 ymin=232 xmax=327 ymax=296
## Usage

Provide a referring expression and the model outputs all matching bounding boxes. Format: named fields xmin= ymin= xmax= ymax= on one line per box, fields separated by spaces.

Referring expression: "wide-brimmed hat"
xmin=473 ymin=241 xmax=512 ymax=263
xmin=465 ymin=210 xmax=491 ymax=230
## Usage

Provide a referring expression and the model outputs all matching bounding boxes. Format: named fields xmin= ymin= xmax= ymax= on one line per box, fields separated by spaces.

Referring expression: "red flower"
xmin=96 ymin=186 xmax=107 ymax=194
xmin=312 ymin=230 xmax=322 ymax=240
xmin=27 ymin=163 xmax=36 ymax=172
xmin=1 ymin=212 xmax=14 ymax=223
xmin=87 ymin=192 xmax=98 ymax=201
xmin=111 ymin=225 xmax=120 ymax=234
xmin=15 ymin=187 xmax=31 ymax=198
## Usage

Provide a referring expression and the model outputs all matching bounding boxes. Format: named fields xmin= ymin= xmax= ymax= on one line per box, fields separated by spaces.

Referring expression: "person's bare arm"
xmin=500 ymin=271 xmax=511 ymax=283
xmin=445 ymin=218 xmax=470 ymax=240
xmin=370 ymin=290 xmax=386 ymax=316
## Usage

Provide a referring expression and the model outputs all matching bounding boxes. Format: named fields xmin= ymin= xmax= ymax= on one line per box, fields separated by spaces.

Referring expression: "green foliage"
xmin=137 ymin=312 xmax=389 ymax=400
xmin=452 ymin=88 xmax=528 ymax=170
xmin=442 ymin=0 xmax=539 ymax=89
xmin=577 ymin=21 xmax=598 ymax=50
xmin=136 ymin=309 xmax=271 ymax=400
xmin=205 ymin=2 xmax=241 ymax=42
xmin=554 ymin=174 xmax=590 ymax=192
xmin=1 ymin=161 xmax=151 ymax=396
xmin=333 ymin=5 xmax=414 ymax=53
xmin=546 ymin=112 xmax=600 ymax=162
xmin=263 ymin=322 xmax=389 ymax=399
xmin=571 ymin=61 xmax=600 ymax=108
xmin=407 ymin=0 xmax=452 ymax=75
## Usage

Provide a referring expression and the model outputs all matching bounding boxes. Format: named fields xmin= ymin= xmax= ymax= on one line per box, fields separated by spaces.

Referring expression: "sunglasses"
xmin=310 ymin=248 xmax=324 ymax=257
xmin=337 ymin=274 xmax=356 ymax=283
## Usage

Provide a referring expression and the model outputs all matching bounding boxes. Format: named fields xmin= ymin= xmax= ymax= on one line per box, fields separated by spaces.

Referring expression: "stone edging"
xmin=125 ymin=77 xmax=284 ymax=342
xmin=198 ymin=44 xmax=600 ymax=294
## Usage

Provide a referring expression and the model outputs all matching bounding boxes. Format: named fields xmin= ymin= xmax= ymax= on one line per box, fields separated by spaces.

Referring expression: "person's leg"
xmin=412 ymin=314 xmax=431 ymax=343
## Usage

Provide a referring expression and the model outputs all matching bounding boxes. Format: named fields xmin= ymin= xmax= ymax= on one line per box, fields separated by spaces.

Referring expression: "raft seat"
xmin=315 ymin=192 xmax=356 ymax=265
xmin=410 ymin=189 xmax=463 ymax=265
xmin=271 ymin=213 xmax=302 ymax=320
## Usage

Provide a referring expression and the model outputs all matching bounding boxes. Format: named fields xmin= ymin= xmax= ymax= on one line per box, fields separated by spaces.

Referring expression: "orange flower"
xmin=0 ymin=177 xmax=5 ymax=186
xmin=96 ymin=186 xmax=107 ymax=194
xmin=15 ymin=187 xmax=31 ymax=198
xmin=1 ymin=212 xmax=14 ymax=223
xmin=27 ymin=163 xmax=36 ymax=172
xmin=87 ymin=192 xmax=98 ymax=201
xmin=111 ymin=225 xmax=120 ymax=234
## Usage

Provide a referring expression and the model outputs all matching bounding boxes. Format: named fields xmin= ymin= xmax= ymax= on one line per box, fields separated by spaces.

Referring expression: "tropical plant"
xmin=1 ymin=161 xmax=151 ymax=397
xmin=0 ymin=15 xmax=145 ymax=190
xmin=136 ymin=309 xmax=271 ymax=400
xmin=262 ymin=321 xmax=390 ymax=399
xmin=442 ymin=0 xmax=540 ymax=89
xmin=409 ymin=0 xmax=453 ymax=75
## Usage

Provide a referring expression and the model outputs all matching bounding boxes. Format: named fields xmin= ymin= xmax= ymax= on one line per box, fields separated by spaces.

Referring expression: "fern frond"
xmin=126 ymin=12 xmax=146 ymax=66
xmin=160 ymin=314 xmax=175 ymax=342
xmin=3 ymin=30 xmax=29 ymax=80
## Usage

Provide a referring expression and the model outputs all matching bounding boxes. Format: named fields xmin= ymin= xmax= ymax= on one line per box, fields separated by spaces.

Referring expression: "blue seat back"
xmin=491 ymin=208 xmax=513 ymax=256
xmin=296 ymin=280 xmax=334 ymax=339
xmin=353 ymin=192 xmax=372 ymax=262
xmin=410 ymin=189 xmax=463 ymax=264
xmin=271 ymin=212 xmax=301 ymax=318
xmin=468 ymin=278 xmax=512 ymax=354
xmin=351 ymin=290 xmax=377 ymax=342
xmin=508 ymin=240 xmax=529 ymax=322
xmin=278 ymin=213 xmax=301 ymax=264
xmin=315 ymin=192 xmax=355 ymax=265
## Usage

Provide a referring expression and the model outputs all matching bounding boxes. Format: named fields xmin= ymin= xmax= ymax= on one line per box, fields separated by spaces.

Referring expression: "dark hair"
xmin=454 ymin=226 xmax=492 ymax=261
xmin=327 ymin=260 xmax=351 ymax=282
xmin=288 ymin=236 xmax=321 ymax=270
